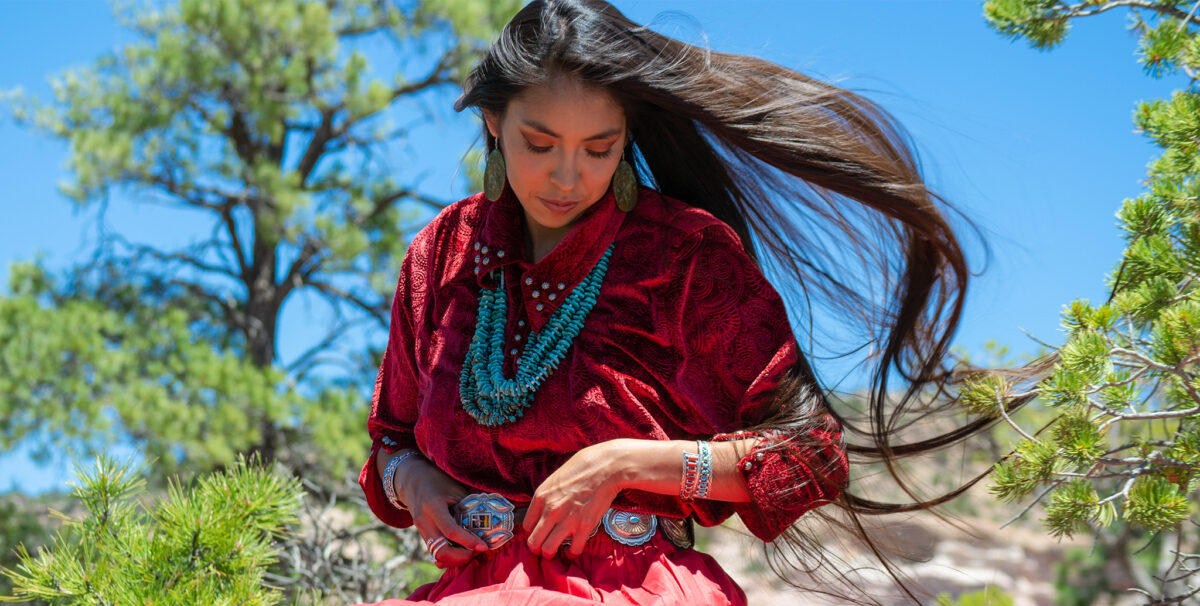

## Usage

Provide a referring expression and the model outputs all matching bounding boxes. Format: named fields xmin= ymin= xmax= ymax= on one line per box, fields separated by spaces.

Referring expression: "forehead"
xmin=507 ymin=76 xmax=625 ymax=135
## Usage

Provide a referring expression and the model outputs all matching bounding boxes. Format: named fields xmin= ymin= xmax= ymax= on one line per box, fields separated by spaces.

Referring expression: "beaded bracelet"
xmin=382 ymin=449 xmax=422 ymax=511
xmin=694 ymin=440 xmax=713 ymax=499
xmin=680 ymin=448 xmax=700 ymax=500
xmin=679 ymin=440 xmax=714 ymax=501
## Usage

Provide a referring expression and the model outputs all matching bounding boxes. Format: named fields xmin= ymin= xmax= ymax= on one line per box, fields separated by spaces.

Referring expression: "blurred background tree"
xmin=960 ymin=1 xmax=1200 ymax=604
xmin=0 ymin=0 xmax=517 ymax=601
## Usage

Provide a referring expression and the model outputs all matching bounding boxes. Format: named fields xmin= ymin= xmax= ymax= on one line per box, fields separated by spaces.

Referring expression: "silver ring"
xmin=426 ymin=536 xmax=450 ymax=559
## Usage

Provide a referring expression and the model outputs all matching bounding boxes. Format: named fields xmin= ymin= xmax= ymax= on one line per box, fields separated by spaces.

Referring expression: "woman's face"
xmin=483 ymin=76 xmax=627 ymax=240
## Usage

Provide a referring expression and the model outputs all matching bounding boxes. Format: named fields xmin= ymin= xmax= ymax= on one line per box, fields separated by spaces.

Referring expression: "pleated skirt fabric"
xmin=353 ymin=524 xmax=747 ymax=606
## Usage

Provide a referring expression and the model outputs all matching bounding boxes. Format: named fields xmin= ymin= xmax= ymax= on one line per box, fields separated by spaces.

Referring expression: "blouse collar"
xmin=469 ymin=185 xmax=627 ymax=331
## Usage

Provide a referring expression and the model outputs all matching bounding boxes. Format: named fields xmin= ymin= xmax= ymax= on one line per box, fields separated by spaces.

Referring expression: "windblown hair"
xmin=455 ymin=1 xmax=1052 ymax=603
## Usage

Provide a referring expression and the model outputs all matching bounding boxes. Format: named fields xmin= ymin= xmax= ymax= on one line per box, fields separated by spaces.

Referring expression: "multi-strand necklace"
xmin=459 ymin=244 xmax=615 ymax=426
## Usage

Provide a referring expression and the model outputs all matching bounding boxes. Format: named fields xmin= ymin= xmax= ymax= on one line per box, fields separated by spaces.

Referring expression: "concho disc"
xmin=659 ymin=516 xmax=694 ymax=550
xmin=453 ymin=492 xmax=515 ymax=550
xmin=602 ymin=509 xmax=657 ymax=546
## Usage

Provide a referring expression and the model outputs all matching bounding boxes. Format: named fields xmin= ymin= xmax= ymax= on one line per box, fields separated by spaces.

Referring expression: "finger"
xmin=522 ymin=494 xmax=543 ymax=534
xmin=525 ymin=511 xmax=551 ymax=556
xmin=434 ymin=542 xmax=478 ymax=567
xmin=414 ymin=518 xmax=476 ymax=568
xmin=433 ymin=504 xmax=490 ymax=553
xmin=539 ymin=523 xmax=575 ymax=558
xmin=420 ymin=530 xmax=476 ymax=568
xmin=566 ymin=534 xmax=586 ymax=559
xmin=567 ymin=519 xmax=601 ymax=559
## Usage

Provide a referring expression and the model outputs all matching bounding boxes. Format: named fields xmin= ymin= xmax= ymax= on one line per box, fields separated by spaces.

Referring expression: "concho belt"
xmin=452 ymin=492 xmax=694 ymax=551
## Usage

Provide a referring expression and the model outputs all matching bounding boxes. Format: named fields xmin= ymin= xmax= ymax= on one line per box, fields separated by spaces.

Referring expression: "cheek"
xmin=584 ymin=160 xmax=618 ymax=191
xmin=504 ymin=151 xmax=547 ymax=186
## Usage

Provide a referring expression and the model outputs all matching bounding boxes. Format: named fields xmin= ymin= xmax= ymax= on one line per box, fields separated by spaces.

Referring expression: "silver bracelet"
xmin=382 ymin=449 xmax=421 ymax=511
xmin=694 ymin=440 xmax=713 ymax=499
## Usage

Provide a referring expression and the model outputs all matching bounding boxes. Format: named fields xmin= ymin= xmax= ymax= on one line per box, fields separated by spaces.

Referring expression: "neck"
xmin=524 ymin=214 xmax=571 ymax=264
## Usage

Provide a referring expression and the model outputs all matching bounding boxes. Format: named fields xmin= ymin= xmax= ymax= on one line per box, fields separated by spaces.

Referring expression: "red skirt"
xmin=354 ymin=523 xmax=747 ymax=605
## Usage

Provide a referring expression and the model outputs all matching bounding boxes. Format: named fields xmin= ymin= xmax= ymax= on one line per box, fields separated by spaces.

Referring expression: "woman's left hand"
xmin=523 ymin=439 xmax=628 ymax=559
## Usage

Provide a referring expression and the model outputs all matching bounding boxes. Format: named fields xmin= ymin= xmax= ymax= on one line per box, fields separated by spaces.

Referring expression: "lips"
xmin=539 ymin=197 xmax=580 ymax=213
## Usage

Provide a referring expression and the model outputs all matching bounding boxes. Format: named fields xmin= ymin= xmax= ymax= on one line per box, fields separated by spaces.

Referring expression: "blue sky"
xmin=0 ymin=1 xmax=1185 ymax=493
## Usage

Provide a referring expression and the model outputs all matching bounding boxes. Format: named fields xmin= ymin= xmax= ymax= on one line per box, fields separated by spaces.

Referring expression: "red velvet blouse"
xmin=358 ymin=185 xmax=847 ymax=542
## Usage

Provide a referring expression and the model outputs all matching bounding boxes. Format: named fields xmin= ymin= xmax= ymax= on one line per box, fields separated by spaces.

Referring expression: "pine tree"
xmin=0 ymin=0 xmax=517 ymax=600
xmin=962 ymin=2 xmax=1200 ymax=602
xmin=0 ymin=454 xmax=301 ymax=605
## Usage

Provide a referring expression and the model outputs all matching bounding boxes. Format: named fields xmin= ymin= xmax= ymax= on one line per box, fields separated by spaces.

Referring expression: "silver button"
xmin=474 ymin=267 xmax=480 ymax=275
xmin=481 ymin=246 xmax=488 ymax=254
xmin=536 ymin=303 xmax=544 ymax=311
xmin=514 ymin=334 xmax=522 ymax=342
xmin=482 ymin=257 xmax=490 ymax=265
xmin=524 ymin=277 xmax=533 ymax=286
xmin=474 ymin=242 xmax=481 ymax=251
xmin=755 ymin=452 xmax=764 ymax=461
xmin=548 ymin=294 xmax=557 ymax=301
xmin=743 ymin=461 xmax=753 ymax=471
xmin=541 ymin=282 xmax=550 ymax=290
xmin=518 ymin=320 xmax=525 ymax=327
xmin=497 ymin=250 xmax=505 ymax=258
xmin=510 ymin=348 xmax=518 ymax=356
xmin=557 ymin=283 xmax=566 ymax=290
xmin=532 ymin=290 xmax=540 ymax=298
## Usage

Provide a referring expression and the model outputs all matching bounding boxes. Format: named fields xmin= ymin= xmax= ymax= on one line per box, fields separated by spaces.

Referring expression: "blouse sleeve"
xmin=356 ymin=227 xmax=433 ymax=530
xmin=665 ymin=223 xmax=848 ymax=542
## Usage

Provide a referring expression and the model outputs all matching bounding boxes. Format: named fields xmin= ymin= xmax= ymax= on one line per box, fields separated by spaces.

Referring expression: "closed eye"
xmin=524 ymin=140 xmax=614 ymax=159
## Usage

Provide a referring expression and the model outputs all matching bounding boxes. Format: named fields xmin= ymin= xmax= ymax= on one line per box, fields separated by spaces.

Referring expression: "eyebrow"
xmin=520 ymin=119 xmax=622 ymax=142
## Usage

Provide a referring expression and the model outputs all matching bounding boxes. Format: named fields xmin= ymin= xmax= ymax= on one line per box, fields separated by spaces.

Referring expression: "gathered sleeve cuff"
xmin=710 ymin=421 xmax=847 ymax=542
xmin=663 ymin=223 xmax=849 ymax=542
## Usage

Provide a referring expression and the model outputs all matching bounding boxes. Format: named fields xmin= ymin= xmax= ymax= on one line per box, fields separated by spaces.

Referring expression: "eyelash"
xmin=524 ymin=141 xmax=614 ymax=159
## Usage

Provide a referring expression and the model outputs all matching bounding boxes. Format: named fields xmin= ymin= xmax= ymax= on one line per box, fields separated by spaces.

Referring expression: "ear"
xmin=482 ymin=110 xmax=501 ymax=140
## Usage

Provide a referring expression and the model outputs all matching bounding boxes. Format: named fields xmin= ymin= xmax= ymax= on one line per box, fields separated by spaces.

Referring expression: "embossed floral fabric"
xmin=356 ymin=185 xmax=847 ymax=603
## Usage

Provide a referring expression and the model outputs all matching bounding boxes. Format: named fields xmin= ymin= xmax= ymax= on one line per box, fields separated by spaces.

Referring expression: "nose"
xmin=548 ymin=152 xmax=579 ymax=190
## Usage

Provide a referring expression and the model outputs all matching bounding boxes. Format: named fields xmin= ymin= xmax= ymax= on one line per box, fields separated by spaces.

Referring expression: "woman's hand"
xmin=522 ymin=440 xmax=627 ymax=559
xmin=391 ymin=454 xmax=491 ymax=569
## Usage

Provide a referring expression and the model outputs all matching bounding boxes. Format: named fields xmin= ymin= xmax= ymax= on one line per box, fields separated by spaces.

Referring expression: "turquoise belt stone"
xmin=453 ymin=492 xmax=693 ymax=551
xmin=459 ymin=244 xmax=615 ymax=426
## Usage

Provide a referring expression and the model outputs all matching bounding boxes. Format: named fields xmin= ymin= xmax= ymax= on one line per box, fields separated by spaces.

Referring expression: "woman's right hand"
xmin=388 ymin=452 xmax=491 ymax=568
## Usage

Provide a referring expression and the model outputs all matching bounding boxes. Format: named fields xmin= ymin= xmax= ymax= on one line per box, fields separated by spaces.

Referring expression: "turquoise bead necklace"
xmin=460 ymin=244 xmax=615 ymax=426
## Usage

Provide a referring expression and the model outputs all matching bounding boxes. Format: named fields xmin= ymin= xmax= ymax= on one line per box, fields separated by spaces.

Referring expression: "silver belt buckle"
xmin=602 ymin=509 xmax=657 ymax=546
xmin=453 ymin=492 xmax=516 ymax=550
xmin=454 ymin=493 xmax=693 ymax=551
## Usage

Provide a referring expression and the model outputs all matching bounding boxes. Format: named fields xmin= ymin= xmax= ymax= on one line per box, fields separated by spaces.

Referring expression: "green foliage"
xmin=1041 ymin=479 xmax=1112 ymax=539
xmin=1149 ymin=299 xmax=1200 ymax=365
xmin=983 ymin=0 xmax=1069 ymax=49
xmin=0 ymin=0 xmax=520 ymax=483
xmin=1 ymin=0 xmax=521 ymax=599
xmin=1 ymin=453 xmax=301 ymax=604
xmin=935 ymin=586 xmax=1014 ymax=606
xmin=1050 ymin=409 xmax=1107 ymax=467
xmin=957 ymin=373 xmax=1012 ymax=416
xmin=977 ymin=7 xmax=1200 ymax=602
xmin=0 ymin=290 xmax=367 ymax=479
xmin=1057 ymin=328 xmax=1111 ymax=381
xmin=1123 ymin=474 xmax=1191 ymax=532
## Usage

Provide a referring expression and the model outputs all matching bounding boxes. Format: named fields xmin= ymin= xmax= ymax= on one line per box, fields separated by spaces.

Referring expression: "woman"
xmin=358 ymin=1 xmax=1007 ymax=604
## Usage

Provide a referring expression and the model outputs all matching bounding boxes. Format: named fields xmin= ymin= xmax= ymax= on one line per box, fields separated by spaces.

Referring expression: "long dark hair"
xmin=455 ymin=1 xmax=1052 ymax=603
